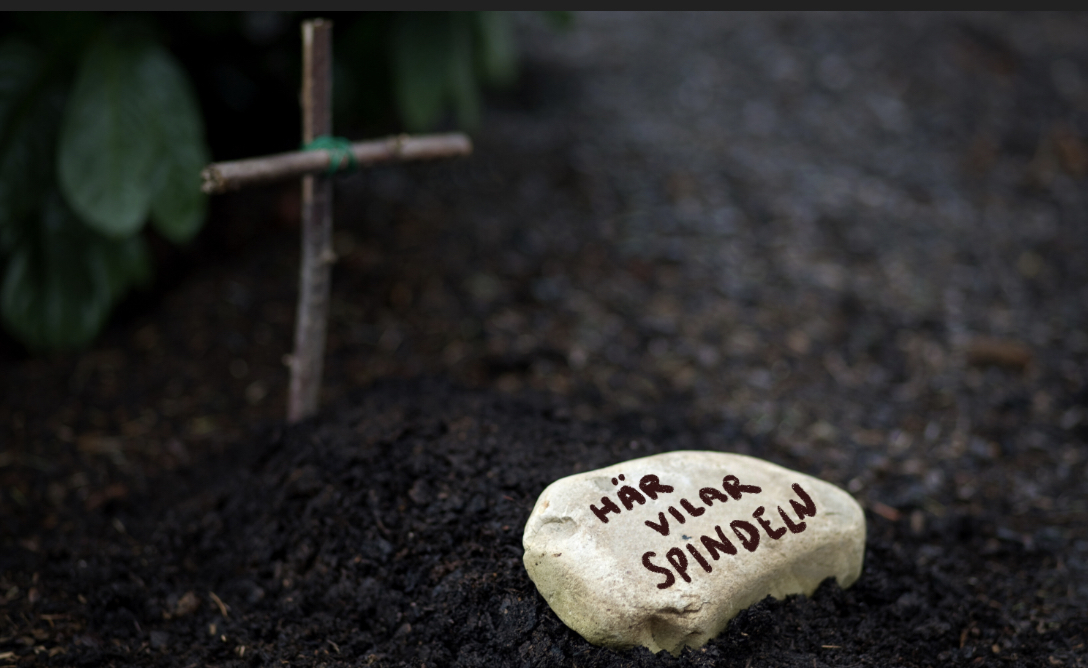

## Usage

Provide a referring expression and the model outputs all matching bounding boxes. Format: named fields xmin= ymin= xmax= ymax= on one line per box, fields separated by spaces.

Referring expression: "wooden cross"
xmin=200 ymin=19 xmax=472 ymax=423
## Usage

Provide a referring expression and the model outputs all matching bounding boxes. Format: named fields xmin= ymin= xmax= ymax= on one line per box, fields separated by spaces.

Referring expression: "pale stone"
xmin=522 ymin=451 xmax=865 ymax=655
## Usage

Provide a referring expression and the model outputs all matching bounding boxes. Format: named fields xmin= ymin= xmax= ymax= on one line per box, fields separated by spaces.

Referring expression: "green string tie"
xmin=303 ymin=135 xmax=357 ymax=175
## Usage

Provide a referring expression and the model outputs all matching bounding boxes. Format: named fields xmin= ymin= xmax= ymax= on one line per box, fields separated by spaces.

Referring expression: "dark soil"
xmin=2 ymin=12 xmax=1087 ymax=668
xmin=4 ymin=380 xmax=1087 ymax=667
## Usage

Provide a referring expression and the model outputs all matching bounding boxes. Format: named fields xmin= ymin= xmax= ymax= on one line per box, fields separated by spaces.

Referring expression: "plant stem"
xmin=200 ymin=133 xmax=472 ymax=194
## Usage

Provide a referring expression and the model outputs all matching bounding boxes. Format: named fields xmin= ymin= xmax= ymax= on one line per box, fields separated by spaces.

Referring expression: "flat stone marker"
xmin=522 ymin=451 xmax=865 ymax=655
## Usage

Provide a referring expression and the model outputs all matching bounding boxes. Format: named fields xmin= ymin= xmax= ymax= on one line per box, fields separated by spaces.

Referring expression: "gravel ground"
xmin=2 ymin=11 xmax=1087 ymax=667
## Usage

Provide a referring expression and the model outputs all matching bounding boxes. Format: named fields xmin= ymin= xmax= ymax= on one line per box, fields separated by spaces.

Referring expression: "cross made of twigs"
xmin=200 ymin=19 xmax=472 ymax=423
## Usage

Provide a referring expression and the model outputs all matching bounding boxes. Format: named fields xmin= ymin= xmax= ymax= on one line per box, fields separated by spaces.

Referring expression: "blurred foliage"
xmin=0 ymin=11 xmax=566 ymax=352
xmin=0 ymin=15 xmax=198 ymax=350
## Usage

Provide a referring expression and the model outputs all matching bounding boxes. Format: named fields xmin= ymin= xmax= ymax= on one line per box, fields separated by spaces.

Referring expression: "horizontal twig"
xmin=201 ymin=133 xmax=472 ymax=194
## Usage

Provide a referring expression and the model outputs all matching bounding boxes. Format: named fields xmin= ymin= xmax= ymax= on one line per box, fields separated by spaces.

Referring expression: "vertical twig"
xmin=288 ymin=19 xmax=334 ymax=423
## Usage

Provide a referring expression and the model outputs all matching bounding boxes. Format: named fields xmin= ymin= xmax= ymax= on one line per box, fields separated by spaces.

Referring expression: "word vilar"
xmin=588 ymin=473 xmax=817 ymax=589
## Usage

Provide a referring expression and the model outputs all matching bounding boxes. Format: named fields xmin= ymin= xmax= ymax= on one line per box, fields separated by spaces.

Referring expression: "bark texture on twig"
xmin=288 ymin=19 xmax=334 ymax=424
xmin=200 ymin=133 xmax=472 ymax=194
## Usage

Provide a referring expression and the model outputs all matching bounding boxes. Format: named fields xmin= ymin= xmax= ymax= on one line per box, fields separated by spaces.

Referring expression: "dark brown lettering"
xmin=666 ymin=547 xmax=691 ymax=583
xmin=752 ymin=505 xmax=786 ymax=540
xmin=642 ymin=551 xmax=675 ymax=589
xmin=617 ymin=485 xmax=647 ymax=511
xmin=590 ymin=496 xmax=621 ymax=524
xmin=722 ymin=475 xmax=762 ymax=500
xmin=645 ymin=512 xmax=670 ymax=536
xmin=699 ymin=486 xmax=730 ymax=506
xmin=789 ymin=483 xmax=817 ymax=521
xmin=668 ymin=506 xmax=687 ymax=524
xmin=639 ymin=474 xmax=675 ymax=500
xmin=778 ymin=505 xmax=807 ymax=534
xmin=680 ymin=498 xmax=706 ymax=517
xmin=686 ymin=543 xmax=712 ymax=573
xmin=731 ymin=519 xmax=760 ymax=552
xmin=700 ymin=525 xmax=738 ymax=558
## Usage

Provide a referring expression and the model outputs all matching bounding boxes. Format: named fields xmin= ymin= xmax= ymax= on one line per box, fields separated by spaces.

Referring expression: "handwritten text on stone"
xmin=588 ymin=473 xmax=818 ymax=589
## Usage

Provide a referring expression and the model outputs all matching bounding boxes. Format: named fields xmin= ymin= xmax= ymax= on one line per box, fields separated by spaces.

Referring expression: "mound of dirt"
xmin=3 ymin=379 xmax=1082 ymax=667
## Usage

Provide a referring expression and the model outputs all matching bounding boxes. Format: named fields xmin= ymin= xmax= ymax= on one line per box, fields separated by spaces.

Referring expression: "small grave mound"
xmin=137 ymin=378 xmax=643 ymax=666
xmin=23 ymin=378 xmax=1082 ymax=667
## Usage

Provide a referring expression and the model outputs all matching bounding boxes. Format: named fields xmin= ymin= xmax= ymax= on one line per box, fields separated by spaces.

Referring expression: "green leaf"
xmin=1 ymin=193 xmax=149 ymax=350
xmin=390 ymin=12 xmax=486 ymax=132
xmin=149 ymin=139 xmax=207 ymax=243
xmin=391 ymin=13 xmax=454 ymax=132
xmin=57 ymin=33 xmax=161 ymax=238
xmin=473 ymin=12 xmax=517 ymax=87
xmin=56 ymin=28 xmax=210 ymax=243
xmin=141 ymin=44 xmax=209 ymax=243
